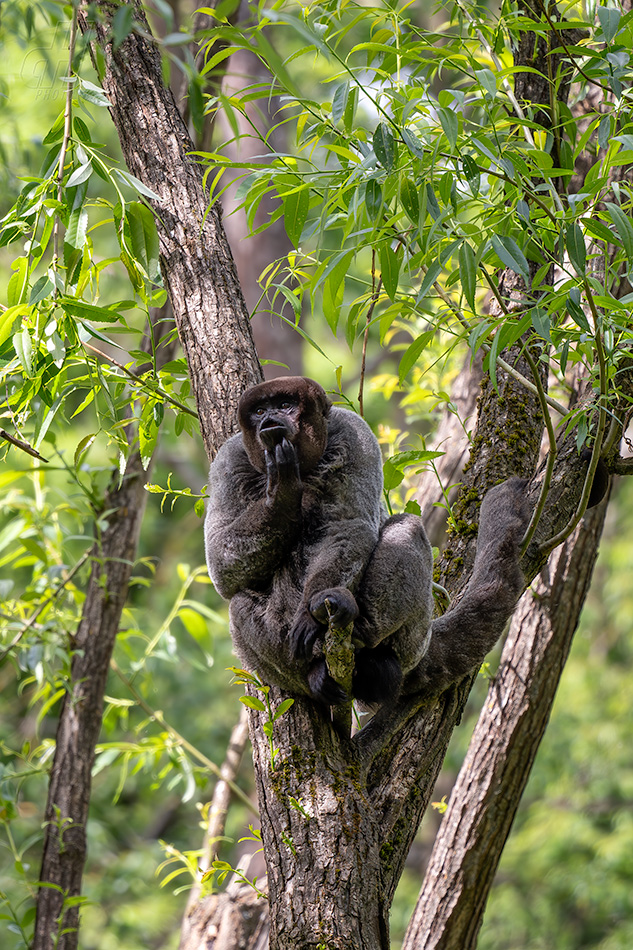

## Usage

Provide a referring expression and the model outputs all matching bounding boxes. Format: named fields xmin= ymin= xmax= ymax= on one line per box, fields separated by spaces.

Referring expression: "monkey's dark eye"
xmin=254 ymin=407 xmax=266 ymax=416
xmin=279 ymin=401 xmax=293 ymax=410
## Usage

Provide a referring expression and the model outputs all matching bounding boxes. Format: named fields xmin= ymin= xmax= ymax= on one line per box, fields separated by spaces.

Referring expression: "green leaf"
xmin=416 ymin=262 xmax=442 ymax=302
xmin=605 ymin=202 xmax=633 ymax=258
xmin=273 ymin=698 xmax=294 ymax=720
xmin=373 ymin=122 xmax=396 ymax=172
xmin=566 ymin=222 xmax=586 ymax=275
xmin=400 ymin=177 xmax=419 ymax=223
xmin=283 ymin=185 xmax=309 ymax=248
xmin=65 ymin=206 xmax=88 ymax=250
xmin=462 ymin=155 xmax=480 ymax=196
xmin=112 ymin=3 xmax=135 ymax=50
xmin=343 ymin=87 xmax=358 ymax=133
xmin=0 ymin=305 xmax=29 ymax=348
xmin=365 ymin=179 xmax=383 ymax=220
xmin=66 ymin=162 xmax=93 ymax=188
xmin=13 ymin=328 xmax=33 ymax=375
xmin=530 ymin=306 xmax=551 ymax=342
xmin=401 ymin=128 xmax=426 ymax=159
xmin=439 ymin=107 xmax=458 ymax=150
xmin=78 ymin=78 xmax=110 ymax=107
xmin=59 ymin=299 xmax=124 ymax=323
xmin=490 ymin=234 xmax=530 ymax=283
xmin=74 ymin=433 xmax=97 ymax=468
xmin=239 ymin=696 xmax=266 ymax=712
xmin=112 ymin=168 xmax=161 ymax=201
xmin=598 ymin=6 xmax=621 ymax=43
xmin=566 ymin=287 xmax=590 ymax=332
xmin=125 ymin=201 xmax=161 ymax=281
xmin=383 ymin=457 xmax=404 ymax=490
xmin=380 ymin=244 xmax=401 ymax=301
xmin=29 ymin=276 xmax=54 ymax=305
xmin=398 ymin=329 xmax=434 ymax=383
xmin=459 ymin=242 xmax=477 ymax=311
xmin=476 ymin=68 xmax=497 ymax=99
xmin=7 ymin=257 xmax=28 ymax=306
xmin=332 ymin=81 xmax=350 ymax=124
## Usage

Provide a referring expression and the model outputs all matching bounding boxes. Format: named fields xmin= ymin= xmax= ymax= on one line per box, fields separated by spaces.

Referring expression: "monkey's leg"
xmin=353 ymin=514 xmax=434 ymax=705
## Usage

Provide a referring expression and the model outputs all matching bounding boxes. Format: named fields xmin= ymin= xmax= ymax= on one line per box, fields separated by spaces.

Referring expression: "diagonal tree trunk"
xmin=402 ymin=501 xmax=608 ymax=950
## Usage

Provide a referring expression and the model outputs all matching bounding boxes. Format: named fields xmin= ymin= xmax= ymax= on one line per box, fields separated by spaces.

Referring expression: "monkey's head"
xmin=238 ymin=377 xmax=332 ymax=475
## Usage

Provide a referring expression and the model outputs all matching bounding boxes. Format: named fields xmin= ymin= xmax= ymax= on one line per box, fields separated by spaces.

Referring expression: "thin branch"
xmin=0 ymin=428 xmax=49 ymax=462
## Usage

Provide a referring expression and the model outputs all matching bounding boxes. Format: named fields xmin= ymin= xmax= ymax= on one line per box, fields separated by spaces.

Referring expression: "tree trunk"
xmin=33 ymin=311 xmax=178 ymax=949
xmin=402 ymin=502 xmax=608 ymax=950
xmin=77 ymin=0 xmax=261 ymax=459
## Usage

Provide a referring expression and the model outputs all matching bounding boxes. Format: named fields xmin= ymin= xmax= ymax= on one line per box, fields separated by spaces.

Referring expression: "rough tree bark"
xmin=33 ymin=309 xmax=179 ymax=949
xmin=402 ymin=503 xmax=608 ymax=950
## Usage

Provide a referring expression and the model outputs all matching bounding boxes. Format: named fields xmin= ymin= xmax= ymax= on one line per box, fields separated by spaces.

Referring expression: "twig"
xmin=358 ymin=252 xmax=382 ymax=418
xmin=0 ymin=428 xmax=49 ymax=462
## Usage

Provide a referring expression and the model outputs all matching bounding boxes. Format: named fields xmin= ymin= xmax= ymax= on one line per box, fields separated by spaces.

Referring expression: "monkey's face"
xmin=238 ymin=377 xmax=331 ymax=475
xmin=250 ymin=395 xmax=301 ymax=452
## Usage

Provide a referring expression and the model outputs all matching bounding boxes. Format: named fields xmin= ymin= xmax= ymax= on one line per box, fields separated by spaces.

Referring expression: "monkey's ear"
xmin=302 ymin=377 xmax=332 ymax=417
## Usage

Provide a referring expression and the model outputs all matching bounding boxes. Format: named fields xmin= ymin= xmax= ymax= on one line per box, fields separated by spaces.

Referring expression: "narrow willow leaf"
xmin=416 ymin=262 xmax=442 ymax=302
xmin=0 ymin=305 xmax=29 ymax=348
xmin=380 ymin=244 xmax=400 ymax=301
xmin=398 ymin=329 xmax=434 ymax=383
xmin=598 ymin=115 xmax=612 ymax=150
xmin=490 ymin=234 xmax=530 ymax=283
xmin=459 ymin=242 xmax=477 ymax=311
xmin=343 ymin=87 xmax=358 ymax=133
xmin=65 ymin=206 xmax=88 ymax=250
xmin=332 ymin=81 xmax=350 ymax=125
xmin=439 ymin=107 xmax=458 ymax=150
xmin=530 ymin=306 xmax=551 ymax=341
xmin=400 ymin=177 xmax=419 ymax=223
xmin=401 ymin=127 xmax=426 ymax=159
xmin=373 ymin=122 xmax=396 ymax=172
xmin=461 ymin=155 xmax=480 ymax=196
xmin=13 ymin=328 xmax=33 ymax=375
xmin=476 ymin=67 xmax=497 ymax=99
xmin=566 ymin=221 xmax=586 ymax=275
xmin=126 ymin=201 xmax=161 ymax=281
xmin=7 ymin=257 xmax=28 ymax=307
xmin=283 ymin=186 xmax=310 ymax=248
xmin=605 ymin=201 xmax=633 ymax=258
xmin=365 ymin=179 xmax=383 ymax=220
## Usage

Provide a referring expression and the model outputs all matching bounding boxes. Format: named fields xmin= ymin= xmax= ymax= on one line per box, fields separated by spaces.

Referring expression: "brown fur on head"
xmin=238 ymin=377 xmax=332 ymax=475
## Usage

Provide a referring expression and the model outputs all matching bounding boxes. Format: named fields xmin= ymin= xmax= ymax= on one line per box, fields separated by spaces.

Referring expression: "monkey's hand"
xmin=264 ymin=437 xmax=302 ymax=506
xmin=289 ymin=588 xmax=359 ymax=661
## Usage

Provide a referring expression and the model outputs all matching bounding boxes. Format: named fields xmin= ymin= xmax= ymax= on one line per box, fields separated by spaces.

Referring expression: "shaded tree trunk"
xmin=33 ymin=310 xmax=178 ymax=949
xmin=402 ymin=501 xmax=608 ymax=950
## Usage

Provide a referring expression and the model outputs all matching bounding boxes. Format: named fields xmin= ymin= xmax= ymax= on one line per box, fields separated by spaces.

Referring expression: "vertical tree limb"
xmin=402 ymin=501 xmax=608 ymax=950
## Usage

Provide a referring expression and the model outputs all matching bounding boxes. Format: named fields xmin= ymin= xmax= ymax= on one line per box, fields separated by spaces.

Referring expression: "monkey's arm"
xmin=406 ymin=478 xmax=530 ymax=697
xmin=205 ymin=435 xmax=302 ymax=599
xmin=290 ymin=410 xmax=384 ymax=658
